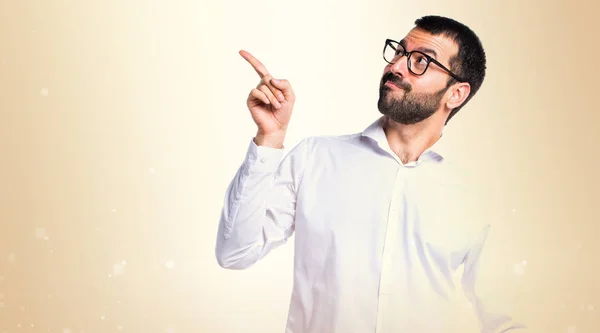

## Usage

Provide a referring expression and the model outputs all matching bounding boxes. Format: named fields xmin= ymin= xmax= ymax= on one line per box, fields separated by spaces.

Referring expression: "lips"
xmin=384 ymin=80 xmax=400 ymax=89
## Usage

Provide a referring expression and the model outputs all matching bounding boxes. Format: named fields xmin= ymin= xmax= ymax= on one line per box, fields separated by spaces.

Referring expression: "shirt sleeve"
xmin=215 ymin=137 xmax=309 ymax=269
xmin=460 ymin=189 xmax=528 ymax=332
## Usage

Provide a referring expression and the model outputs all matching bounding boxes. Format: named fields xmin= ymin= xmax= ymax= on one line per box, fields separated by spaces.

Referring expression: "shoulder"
xmin=283 ymin=131 xmax=364 ymax=155
xmin=278 ymin=131 xmax=360 ymax=160
xmin=303 ymin=132 xmax=363 ymax=147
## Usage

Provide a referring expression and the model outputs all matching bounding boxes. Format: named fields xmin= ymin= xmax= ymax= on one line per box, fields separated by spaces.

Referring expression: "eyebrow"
xmin=399 ymin=39 xmax=438 ymax=59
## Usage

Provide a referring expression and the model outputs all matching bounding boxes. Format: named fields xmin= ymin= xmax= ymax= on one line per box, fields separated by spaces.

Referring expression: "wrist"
xmin=254 ymin=131 xmax=286 ymax=149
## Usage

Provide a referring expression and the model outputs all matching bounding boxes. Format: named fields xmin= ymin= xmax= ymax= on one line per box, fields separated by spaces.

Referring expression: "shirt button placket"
xmin=375 ymin=167 xmax=407 ymax=333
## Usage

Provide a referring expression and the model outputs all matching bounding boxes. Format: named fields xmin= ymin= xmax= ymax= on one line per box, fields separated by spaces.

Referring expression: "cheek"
xmin=414 ymin=77 xmax=445 ymax=94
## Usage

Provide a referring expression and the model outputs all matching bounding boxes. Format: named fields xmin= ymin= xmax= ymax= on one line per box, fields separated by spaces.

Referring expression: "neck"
xmin=382 ymin=114 xmax=444 ymax=164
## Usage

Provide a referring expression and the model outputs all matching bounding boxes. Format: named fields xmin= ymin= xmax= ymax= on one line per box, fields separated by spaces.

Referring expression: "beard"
xmin=377 ymin=72 xmax=449 ymax=125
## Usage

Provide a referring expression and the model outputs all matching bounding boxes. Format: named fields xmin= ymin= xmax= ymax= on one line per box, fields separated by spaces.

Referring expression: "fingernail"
xmin=277 ymin=93 xmax=284 ymax=102
xmin=275 ymin=100 xmax=281 ymax=108
xmin=271 ymin=79 xmax=279 ymax=84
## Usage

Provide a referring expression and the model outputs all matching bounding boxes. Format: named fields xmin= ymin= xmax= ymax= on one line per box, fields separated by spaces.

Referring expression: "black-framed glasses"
xmin=383 ymin=39 xmax=466 ymax=83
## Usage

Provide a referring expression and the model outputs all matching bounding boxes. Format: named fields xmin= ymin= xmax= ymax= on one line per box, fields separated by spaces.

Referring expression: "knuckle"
xmin=260 ymin=86 xmax=273 ymax=96
xmin=262 ymin=75 xmax=273 ymax=84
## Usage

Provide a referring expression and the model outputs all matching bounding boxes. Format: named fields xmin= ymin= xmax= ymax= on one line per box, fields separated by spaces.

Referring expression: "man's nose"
xmin=390 ymin=54 xmax=409 ymax=77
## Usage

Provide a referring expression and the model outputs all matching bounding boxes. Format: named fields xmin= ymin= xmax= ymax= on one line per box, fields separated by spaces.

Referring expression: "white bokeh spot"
xmin=112 ymin=261 xmax=127 ymax=277
xmin=165 ymin=260 xmax=175 ymax=270
xmin=40 ymin=88 xmax=49 ymax=97
xmin=35 ymin=228 xmax=47 ymax=239
xmin=513 ymin=260 xmax=527 ymax=275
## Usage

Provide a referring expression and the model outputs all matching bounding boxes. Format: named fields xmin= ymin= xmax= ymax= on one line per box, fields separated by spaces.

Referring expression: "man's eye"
xmin=415 ymin=55 xmax=428 ymax=64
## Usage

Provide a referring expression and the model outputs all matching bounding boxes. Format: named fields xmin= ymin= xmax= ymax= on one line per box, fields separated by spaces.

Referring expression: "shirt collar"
xmin=361 ymin=116 xmax=445 ymax=165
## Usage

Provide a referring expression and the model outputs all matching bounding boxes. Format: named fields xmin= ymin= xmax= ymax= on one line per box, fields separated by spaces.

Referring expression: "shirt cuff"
xmin=245 ymin=138 xmax=285 ymax=172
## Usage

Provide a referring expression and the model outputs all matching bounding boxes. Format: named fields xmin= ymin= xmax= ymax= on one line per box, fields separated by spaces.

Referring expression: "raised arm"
xmin=215 ymin=50 xmax=305 ymax=270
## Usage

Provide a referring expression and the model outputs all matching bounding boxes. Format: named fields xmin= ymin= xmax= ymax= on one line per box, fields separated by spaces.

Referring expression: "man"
xmin=215 ymin=15 xmax=525 ymax=333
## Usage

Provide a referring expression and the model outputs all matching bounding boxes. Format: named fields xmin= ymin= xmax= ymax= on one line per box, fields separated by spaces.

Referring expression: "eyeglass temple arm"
xmin=429 ymin=58 xmax=466 ymax=83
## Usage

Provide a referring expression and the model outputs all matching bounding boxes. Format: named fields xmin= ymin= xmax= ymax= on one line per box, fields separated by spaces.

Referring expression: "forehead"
xmin=400 ymin=28 xmax=458 ymax=61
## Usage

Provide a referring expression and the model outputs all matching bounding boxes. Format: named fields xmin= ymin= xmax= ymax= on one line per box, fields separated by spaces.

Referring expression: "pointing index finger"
xmin=239 ymin=50 xmax=271 ymax=78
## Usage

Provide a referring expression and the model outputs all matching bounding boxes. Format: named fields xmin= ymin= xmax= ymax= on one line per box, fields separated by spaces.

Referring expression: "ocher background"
xmin=0 ymin=0 xmax=598 ymax=332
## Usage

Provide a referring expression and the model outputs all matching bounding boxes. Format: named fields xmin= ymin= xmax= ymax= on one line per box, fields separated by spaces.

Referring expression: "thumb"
xmin=270 ymin=78 xmax=295 ymax=101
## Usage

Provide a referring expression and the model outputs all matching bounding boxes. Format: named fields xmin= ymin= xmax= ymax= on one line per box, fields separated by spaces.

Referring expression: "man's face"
xmin=378 ymin=28 xmax=459 ymax=125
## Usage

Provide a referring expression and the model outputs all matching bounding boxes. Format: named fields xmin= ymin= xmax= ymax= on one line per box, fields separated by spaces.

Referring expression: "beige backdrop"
xmin=0 ymin=0 xmax=598 ymax=332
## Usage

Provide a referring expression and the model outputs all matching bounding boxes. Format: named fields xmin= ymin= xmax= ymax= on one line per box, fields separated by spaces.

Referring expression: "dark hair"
xmin=414 ymin=15 xmax=486 ymax=124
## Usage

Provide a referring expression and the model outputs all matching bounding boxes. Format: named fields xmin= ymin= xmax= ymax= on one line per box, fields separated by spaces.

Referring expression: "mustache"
xmin=381 ymin=72 xmax=411 ymax=92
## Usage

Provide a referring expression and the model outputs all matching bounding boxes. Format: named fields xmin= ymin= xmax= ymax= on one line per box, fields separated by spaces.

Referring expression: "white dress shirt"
xmin=215 ymin=116 xmax=526 ymax=333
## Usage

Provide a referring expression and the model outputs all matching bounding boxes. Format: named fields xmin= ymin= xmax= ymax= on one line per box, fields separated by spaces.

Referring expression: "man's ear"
xmin=446 ymin=82 xmax=470 ymax=109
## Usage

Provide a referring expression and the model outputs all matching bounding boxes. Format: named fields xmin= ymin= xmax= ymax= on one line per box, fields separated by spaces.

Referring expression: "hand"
xmin=240 ymin=50 xmax=295 ymax=148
